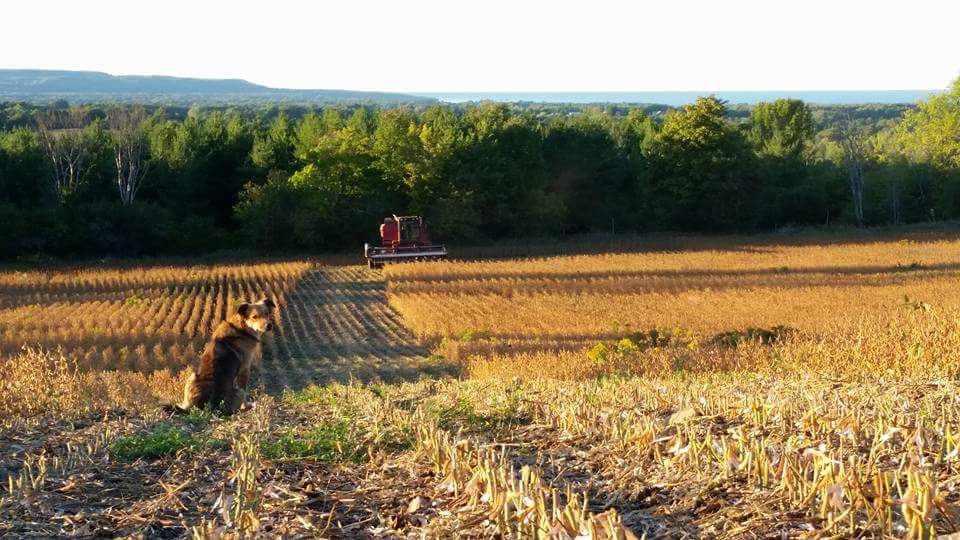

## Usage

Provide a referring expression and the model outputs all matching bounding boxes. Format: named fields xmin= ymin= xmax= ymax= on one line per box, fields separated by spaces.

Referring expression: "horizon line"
xmin=410 ymin=89 xmax=940 ymax=94
xmin=0 ymin=68 xmax=946 ymax=95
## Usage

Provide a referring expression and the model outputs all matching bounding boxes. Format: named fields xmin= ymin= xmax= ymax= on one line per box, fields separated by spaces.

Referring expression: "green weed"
xmin=261 ymin=420 xmax=363 ymax=463
xmin=110 ymin=423 xmax=194 ymax=460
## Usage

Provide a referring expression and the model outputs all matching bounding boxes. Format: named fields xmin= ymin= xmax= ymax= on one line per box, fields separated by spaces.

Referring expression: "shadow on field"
xmin=452 ymin=225 xmax=960 ymax=262
xmin=389 ymin=261 xmax=960 ymax=284
xmin=388 ymin=262 xmax=960 ymax=298
xmin=256 ymin=266 xmax=458 ymax=394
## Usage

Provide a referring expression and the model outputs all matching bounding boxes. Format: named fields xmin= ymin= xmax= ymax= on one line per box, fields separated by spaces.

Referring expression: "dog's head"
xmin=235 ymin=298 xmax=277 ymax=336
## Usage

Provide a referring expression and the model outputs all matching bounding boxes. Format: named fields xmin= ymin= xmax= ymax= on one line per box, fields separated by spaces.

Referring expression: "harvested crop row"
xmin=0 ymin=261 xmax=313 ymax=373
xmin=255 ymin=266 xmax=454 ymax=393
xmin=385 ymin=237 xmax=960 ymax=376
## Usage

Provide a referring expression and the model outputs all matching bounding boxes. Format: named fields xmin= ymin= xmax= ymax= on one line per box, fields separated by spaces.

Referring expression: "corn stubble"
xmin=382 ymin=236 xmax=960 ymax=536
xmin=0 ymin=261 xmax=311 ymax=373
xmin=7 ymin=236 xmax=960 ymax=536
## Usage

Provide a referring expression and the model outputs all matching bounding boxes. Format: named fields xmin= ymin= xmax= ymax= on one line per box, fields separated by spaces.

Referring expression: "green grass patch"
xmin=110 ymin=423 xmax=195 ymax=460
xmin=124 ymin=290 xmax=147 ymax=306
xmin=182 ymin=406 xmax=216 ymax=428
xmin=376 ymin=425 xmax=416 ymax=452
xmin=262 ymin=420 xmax=365 ymax=463
xmin=368 ymin=383 xmax=389 ymax=400
xmin=433 ymin=392 xmax=529 ymax=432
xmin=283 ymin=385 xmax=337 ymax=405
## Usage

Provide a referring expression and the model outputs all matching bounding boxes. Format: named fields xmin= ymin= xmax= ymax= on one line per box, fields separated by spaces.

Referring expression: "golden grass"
xmin=0 ymin=260 xmax=312 ymax=373
xmin=385 ymin=236 xmax=960 ymax=380
xmin=9 ymin=233 xmax=960 ymax=536
xmin=374 ymin=233 xmax=960 ymax=534
xmin=0 ymin=347 xmax=188 ymax=419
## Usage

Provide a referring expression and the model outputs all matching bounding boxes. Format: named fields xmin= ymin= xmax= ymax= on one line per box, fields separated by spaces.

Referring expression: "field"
xmin=4 ymin=231 xmax=960 ymax=538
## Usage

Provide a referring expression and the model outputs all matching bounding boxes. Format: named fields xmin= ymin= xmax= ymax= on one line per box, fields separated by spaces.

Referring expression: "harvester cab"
xmin=364 ymin=215 xmax=448 ymax=268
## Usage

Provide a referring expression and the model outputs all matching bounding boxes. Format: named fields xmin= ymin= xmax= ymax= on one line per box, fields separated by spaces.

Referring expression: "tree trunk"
xmin=36 ymin=109 xmax=92 ymax=203
xmin=110 ymin=107 xmax=150 ymax=205
xmin=889 ymin=180 xmax=902 ymax=225
xmin=847 ymin=158 xmax=864 ymax=227
xmin=835 ymin=116 xmax=869 ymax=228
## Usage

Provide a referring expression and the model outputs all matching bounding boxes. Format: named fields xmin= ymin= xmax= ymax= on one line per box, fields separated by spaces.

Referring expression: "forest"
xmin=0 ymin=78 xmax=957 ymax=257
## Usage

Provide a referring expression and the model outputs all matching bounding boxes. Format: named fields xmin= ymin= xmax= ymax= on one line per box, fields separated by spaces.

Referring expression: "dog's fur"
xmin=169 ymin=298 xmax=276 ymax=415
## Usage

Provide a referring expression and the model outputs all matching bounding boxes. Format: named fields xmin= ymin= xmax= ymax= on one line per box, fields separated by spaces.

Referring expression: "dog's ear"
xmin=261 ymin=298 xmax=276 ymax=311
xmin=236 ymin=303 xmax=252 ymax=318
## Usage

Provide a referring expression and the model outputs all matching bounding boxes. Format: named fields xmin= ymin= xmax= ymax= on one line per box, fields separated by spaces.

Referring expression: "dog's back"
xmin=184 ymin=335 xmax=246 ymax=412
xmin=173 ymin=299 xmax=275 ymax=414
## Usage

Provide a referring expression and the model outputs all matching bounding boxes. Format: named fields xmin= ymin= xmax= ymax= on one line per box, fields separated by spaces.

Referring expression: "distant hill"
xmin=0 ymin=69 xmax=436 ymax=105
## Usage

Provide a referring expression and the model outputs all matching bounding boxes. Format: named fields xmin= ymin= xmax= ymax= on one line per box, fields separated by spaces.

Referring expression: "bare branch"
xmin=108 ymin=106 xmax=150 ymax=205
xmin=834 ymin=114 xmax=868 ymax=228
xmin=35 ymin=108 xmax=94 ymax=204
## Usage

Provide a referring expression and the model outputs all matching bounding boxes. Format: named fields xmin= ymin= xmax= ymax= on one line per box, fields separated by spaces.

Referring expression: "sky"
xmin=2 ymin=0 xmax=957 ymax=92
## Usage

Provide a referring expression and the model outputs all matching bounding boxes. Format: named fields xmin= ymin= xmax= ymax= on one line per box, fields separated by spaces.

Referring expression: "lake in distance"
xmin=413 ymin=90 xmax=938 ymax=105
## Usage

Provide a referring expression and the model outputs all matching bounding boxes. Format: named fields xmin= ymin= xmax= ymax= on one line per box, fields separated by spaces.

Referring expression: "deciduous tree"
xmin=107 ymin=106 xmax=151 ymax=205
xmin=35 ymin=108 xmax=98 ymax=203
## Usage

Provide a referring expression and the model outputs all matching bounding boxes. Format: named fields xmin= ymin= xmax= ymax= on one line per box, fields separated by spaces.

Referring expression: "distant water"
xmin=414 ymin=90 xmax=939 ymax=105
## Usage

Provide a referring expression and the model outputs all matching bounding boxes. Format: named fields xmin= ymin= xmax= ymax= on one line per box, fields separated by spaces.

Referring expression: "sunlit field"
xmin=0 ymin=261 xmax=312 ymax=419
xmin=5 ymin=232 xmax=960 ymax=537
xmin=376 ymin=232 xmax=960 ymax=536
xmin=0 ymin=261 xmax=311 ymax=372
xmin=386 ymin=234 xmax=960 ymax=380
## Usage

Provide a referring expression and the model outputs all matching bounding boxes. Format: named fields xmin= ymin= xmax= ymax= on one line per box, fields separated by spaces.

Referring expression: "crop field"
xmin=4 ymin=231 xmax=960 ymax=538
xmin=0 ymin=261 xmax=311 ymax=374
xmin=386 ymin=235 xmax=960 ymax=381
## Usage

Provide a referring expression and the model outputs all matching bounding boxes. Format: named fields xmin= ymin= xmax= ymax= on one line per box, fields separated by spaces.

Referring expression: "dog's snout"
xmin=266 ymin=322 xmax=274 ymax=331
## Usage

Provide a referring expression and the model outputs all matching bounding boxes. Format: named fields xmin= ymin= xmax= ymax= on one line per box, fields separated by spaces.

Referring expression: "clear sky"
xmin=2 ymin=0 xmax=956 ymax=92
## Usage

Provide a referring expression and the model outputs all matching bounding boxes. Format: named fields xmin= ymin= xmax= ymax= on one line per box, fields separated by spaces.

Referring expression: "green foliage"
xmin=645 ymin=96 xmax=757 ymax=229
xmin=544 ymin=111 xmax=634 ymax=232
xmin=283 ymin=385 xmax=338 ymax=405
xmin=251 ymin=112 xmax=295 ymax=172
xmin=749 ymin=99 xmax=814 ymax=158
xmin=454 ymin=328 xmax=491 ymax=342
xmin=123 ymin=290 xmax=146 ymax=306
xmin=372 ymin=108 xmax=424 ymax=191
xmin=235 ymin=170 xmax=333 ymax=250
xmin=0 ymin=127 xmax=47 ymax=205
xmin=588 ymin=343 xmax=612 ymax=368
xmin=4 ymin=86 xmax=960 ymax=259
xmin=261 ymin=420 xmax=364 ymax=463
xmin=110 ymin=423 xmax=195 ymax=460
xmin=183 ymin=406 xmax=217 ymax=428
xmin=898 ymin=78 xmax=960 ymax=169
xmin=432 ymin=394 xmax=528 ymax=432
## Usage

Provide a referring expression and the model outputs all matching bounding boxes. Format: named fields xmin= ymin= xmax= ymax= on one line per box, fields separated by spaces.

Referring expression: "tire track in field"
xmin=255 ymin=266 xmax=454 ymax=393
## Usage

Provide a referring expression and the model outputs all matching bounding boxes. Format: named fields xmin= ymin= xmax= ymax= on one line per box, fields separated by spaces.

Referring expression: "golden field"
xmin=386 ymin=234 xmax=960 ymax=380
xmin=0 ymin=260 xmax=311 ymax=372
xmin=5 ymin=231 xmax=960 ymax=537
xmin=0 ymin=261 xmax=312 ymax=419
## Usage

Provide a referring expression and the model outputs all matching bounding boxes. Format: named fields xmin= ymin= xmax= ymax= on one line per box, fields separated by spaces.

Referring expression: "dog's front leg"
xmin=226 ymin=387 xmax=247 ymax=415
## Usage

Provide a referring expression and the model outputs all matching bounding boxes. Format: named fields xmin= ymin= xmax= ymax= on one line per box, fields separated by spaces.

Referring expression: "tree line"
xmin=0 ymin=78 xmax=958 ymax=258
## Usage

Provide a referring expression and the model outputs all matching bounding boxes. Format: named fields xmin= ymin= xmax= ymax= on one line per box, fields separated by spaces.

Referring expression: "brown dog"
xmin=171 ymin=298 xmax=276 ymax=414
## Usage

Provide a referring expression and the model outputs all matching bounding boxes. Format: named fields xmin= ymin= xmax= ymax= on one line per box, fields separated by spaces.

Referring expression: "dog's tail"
xmin=161 ymin=369 xmax=196 ymax=414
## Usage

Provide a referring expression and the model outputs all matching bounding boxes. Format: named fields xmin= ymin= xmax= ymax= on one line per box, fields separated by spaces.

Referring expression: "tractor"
xmin=363 ymin=215 xmax=448 ymax=269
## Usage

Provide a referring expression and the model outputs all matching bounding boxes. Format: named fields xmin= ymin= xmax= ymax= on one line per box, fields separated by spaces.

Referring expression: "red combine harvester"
xmin=364 ymin=215 xmax=448 ymax=269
